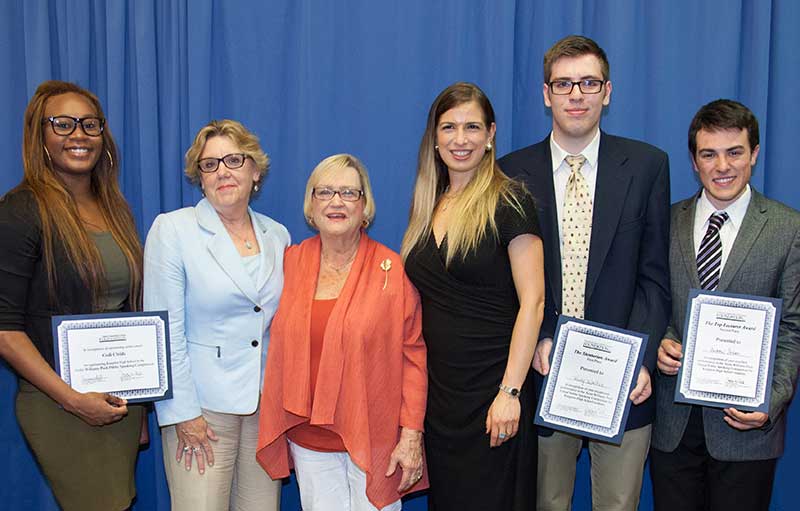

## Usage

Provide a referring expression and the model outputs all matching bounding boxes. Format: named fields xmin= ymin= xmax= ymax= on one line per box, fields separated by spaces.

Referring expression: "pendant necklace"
xmin=224 ymin=221 xmax=254 ymax=250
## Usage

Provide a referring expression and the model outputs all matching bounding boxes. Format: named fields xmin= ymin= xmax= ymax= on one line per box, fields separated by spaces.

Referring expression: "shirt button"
xmin=253 ymin=305 xmax=262 ymax=312
xmin=251 ymin=340 xmax=259 ymax=347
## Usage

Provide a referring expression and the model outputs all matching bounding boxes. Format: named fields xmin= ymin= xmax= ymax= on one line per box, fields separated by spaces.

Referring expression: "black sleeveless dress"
xmin=405 ymin=191 xmax=540 ymax=511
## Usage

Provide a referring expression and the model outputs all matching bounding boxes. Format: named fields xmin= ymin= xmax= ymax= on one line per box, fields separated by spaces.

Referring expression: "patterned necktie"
xmin=561 ymin=154 xmax=591 ymax=318
xmin=697 ymin=212 xmax=729 ymax=290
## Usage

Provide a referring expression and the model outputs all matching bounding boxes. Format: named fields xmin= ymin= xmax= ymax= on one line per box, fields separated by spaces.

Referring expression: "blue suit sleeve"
xmin=145 ymin=213 xmax=202 ymax=426
xmin=626 ymin=152 xmax=672 ymax=371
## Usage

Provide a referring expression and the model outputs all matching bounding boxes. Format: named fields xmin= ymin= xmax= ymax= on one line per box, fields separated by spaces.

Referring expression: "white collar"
xmin=696 ymin=184 xmax=752 ymax=230
xmin=550 ymin=129 xmax=601 ymax=173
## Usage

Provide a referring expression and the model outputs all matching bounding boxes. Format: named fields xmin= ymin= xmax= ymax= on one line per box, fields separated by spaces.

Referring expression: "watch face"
xmin=500 ymin=385 xmax=519 ymax=396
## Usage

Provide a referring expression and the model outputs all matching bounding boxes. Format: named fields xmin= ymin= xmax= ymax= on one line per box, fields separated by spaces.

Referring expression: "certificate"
xmin=52 ymin=311 xmax=173 ymax=403
xmin=535 ymin=316 xmax=648 ymax=444
xmin=675 ymin=289 xmax=781 ymax=413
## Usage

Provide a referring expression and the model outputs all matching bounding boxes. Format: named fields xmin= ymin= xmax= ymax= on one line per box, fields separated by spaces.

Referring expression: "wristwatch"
xmin=498 ymin=384 xmax=520 ymax=397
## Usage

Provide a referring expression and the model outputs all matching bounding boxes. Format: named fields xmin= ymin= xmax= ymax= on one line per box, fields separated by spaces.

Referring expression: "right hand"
xmin=66 ymin=391 xmax=128 ymax=426
xmin=175 ymin=416 xmax=218 ymax=474
xmin=532 ymin=338 xmax=553 ymax=375
xmin=657 ymin=338 xmax=683 ymax=375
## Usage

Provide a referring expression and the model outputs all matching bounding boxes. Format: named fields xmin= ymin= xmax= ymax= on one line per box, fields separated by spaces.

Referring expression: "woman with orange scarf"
xmin=257 ymin=154 xmax=428 ymax=510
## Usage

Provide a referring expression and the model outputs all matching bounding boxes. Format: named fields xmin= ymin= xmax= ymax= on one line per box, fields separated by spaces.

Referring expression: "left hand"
xmin=486 ymin=391 xmax=520 ymax=448
xmin=385 ymin=427 xmax=424 ymax=492
xmin=723 ymin=408 xmax=769 ymax=430
xmin=629 ymin=366 xmax=652 ymax=405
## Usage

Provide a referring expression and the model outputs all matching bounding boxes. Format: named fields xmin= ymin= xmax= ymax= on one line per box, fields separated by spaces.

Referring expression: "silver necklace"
xmin=223 ymin=221 xmax=254 ymax=250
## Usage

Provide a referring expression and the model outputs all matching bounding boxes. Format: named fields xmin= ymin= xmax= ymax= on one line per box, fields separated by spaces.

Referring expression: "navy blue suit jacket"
xmin=498 ymin=132 xmax=671 ymax=430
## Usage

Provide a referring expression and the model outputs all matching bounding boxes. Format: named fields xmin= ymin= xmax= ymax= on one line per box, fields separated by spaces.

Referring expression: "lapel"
xmin=718 ymin=190 xmax=768 ymax=291
xmin=252 ymin=214 xmax=278 ymax=293
xmin=521 ymin=139 xmax=563 ymax=309
xmin=676 ymin=194 xmax=701 ymax=289
xmin=196 ymin=199 xmax=260 ymax=305
xmin=585 ymin=133 xmax=633 ymax=305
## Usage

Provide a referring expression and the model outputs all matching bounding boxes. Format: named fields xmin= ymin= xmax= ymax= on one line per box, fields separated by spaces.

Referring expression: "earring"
xmin=434 ymin=145 xmax=439 ymax=150
xmin=105 ymin=149 xmax=114 ymax=168
xmin=486 ymin=141 xmax=493 ymax=151
xmin=254 ymin=183 xmax=259 ymax=192
xmin=362 ymin=219 xmax=370 ymax=228
xmin=43 ymin=146 xmax=53 ymax=166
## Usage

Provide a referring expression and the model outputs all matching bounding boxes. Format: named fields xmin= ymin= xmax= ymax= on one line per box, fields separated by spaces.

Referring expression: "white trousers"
xmin=289 ymin=440 xmax=401 ymax=511
xmin=162 ymin=408 xmax=281 ymax=511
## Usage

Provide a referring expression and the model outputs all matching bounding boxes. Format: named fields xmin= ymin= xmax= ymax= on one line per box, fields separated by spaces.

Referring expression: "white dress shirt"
xmin=550 ymin=129 xmax=601 ymax=245
xmin=693 ymin=184 xmax=752 ymax=272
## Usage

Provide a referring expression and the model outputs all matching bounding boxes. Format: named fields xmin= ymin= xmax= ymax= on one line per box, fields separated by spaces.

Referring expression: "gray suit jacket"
xmin=652 ymin=189 xmax=800 ymax=461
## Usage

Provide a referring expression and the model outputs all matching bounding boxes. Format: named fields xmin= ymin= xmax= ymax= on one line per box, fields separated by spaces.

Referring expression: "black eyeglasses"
xmin=42 ymin=116 xmax=105 ymax=136
xmin=312 ymin=187 xmax=364 ymax=202
xmin=548 ymin=79 xmax=606 ymax=95
xmin=197 ymin=153 xmax=249 ymax=173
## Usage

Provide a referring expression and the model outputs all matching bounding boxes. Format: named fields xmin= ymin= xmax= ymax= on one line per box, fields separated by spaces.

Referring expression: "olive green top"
xmin=91 ymin=231 xmax=130 ymax=312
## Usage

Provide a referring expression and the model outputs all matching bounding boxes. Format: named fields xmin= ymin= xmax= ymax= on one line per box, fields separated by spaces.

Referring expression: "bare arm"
xmin=486 ymin=234 xmax=545 ymax=447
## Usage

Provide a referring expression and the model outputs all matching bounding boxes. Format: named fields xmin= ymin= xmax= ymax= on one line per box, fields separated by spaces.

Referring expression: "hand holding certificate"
xmin=675 ymin=289 xmax=781 ymax=413
xmin=535 ymin=317 xmax=648 ymax=444
xmin=52 ymin=311 xmax=173 ymax=403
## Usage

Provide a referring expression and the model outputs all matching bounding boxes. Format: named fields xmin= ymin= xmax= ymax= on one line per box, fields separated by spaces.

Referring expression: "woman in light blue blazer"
xmin=144 ymin=120 xmax=289 ymax=511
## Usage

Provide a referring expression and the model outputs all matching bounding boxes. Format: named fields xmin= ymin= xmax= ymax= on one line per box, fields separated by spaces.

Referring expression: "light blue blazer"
xmin=144 ymin=199 xmax=290 ymax=426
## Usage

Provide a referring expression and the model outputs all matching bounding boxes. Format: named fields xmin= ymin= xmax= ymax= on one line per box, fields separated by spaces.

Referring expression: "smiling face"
xmin=310 ymin=165 xmax=366 ymax=240
xmin=543 ymin=54 xmax=611 ymax=153
xmin=435 ymin=100 xmax=496 ymax=180
xmin=42 ymin=92 xmax=103 ymax=182
xmin=692 ymin=128 xmax=758 ymax=210
xmin=198 ymin=135 xmax=260 ymax=213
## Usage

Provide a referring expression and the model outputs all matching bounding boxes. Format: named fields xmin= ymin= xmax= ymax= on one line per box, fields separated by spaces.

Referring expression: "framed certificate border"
xmin=52 ymin=311 xmax=173 ymax=403
xmin=535 ymin=316 xmax=648 ymax=445
xmin=675 ymin=289 xmax=781 ymax=413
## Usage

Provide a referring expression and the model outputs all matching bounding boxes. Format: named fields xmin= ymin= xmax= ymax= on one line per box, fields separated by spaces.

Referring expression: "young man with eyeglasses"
xmin=499 ymin=35 xmax=671 ymax=510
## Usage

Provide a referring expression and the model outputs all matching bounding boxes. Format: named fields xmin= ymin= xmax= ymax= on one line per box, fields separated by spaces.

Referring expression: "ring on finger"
xmin=193 ymin=447 xmax=203 ymax=455
xmin=498 ymin=432 xmax=507 ymax=439
xmin=182 ymin=446 xmax=191 ymax=453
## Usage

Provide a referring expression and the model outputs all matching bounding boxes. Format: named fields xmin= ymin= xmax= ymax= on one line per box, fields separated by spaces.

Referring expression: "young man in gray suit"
xmin=499 ymin=35 xmax=671 ymax=510
xmin=651 ymin=99 xmax=800 ymax=510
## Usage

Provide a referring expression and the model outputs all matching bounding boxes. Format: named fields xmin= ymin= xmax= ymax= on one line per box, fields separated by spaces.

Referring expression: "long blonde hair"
xmin=401 ymin=82 xmax=524 ymax=265
xmin=16 ymin=80 xmax=143 ymax=311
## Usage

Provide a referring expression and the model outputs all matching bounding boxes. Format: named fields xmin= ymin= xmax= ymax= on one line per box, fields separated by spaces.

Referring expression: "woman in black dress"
xmin=401 ymin=82 xmax=545 ymax=510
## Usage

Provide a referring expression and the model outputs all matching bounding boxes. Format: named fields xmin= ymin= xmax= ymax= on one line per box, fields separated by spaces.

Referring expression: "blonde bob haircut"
xmin=184 ymin=119 xmax=270 ymax=200
xmin=401 ymin=82 xmax=525 ymax=265
xmin=303 ymin=154 xmax=376 ymax=229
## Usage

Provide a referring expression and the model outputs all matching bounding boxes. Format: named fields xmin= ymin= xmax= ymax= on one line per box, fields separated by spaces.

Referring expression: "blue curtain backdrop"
xmin=1 ymin=1 xmax=798 ymax=509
